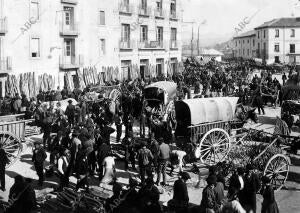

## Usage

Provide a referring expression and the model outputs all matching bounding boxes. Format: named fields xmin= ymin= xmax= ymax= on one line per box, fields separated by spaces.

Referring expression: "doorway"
xmin=64 ymin=39 xmax=75 ymax=64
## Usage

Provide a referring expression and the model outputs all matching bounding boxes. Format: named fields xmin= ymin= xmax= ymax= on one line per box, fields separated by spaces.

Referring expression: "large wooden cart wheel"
xmin=263 ymin=154 xmax=289 ymax=191
xmin=0 ymin=131 xmax=22 ymax=168
xmin=109 ymin=89 xmax=121 ymax=103
xmin=195 ymin=128 xmax=230 ymax=166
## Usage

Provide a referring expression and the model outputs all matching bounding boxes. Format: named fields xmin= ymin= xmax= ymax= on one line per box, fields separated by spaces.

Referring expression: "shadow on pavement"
xmin=287 ymin=171 xmax=300 ymax=184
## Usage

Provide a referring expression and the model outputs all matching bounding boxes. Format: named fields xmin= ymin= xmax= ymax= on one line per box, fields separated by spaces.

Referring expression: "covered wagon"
xmin=175 ymin=97 xmax=239 ymax=165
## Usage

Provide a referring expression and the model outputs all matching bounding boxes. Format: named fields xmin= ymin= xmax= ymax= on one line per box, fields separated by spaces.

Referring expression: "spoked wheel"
xmin=263 ymin=154 xmax=290 ymax=191
xmin=0 ymin=131 xmax=22 ymax=168
xmin=195 ymin=128 xmax=230 ymax=166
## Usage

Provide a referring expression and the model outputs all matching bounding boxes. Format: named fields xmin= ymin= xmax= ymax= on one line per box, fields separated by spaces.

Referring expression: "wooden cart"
xmin=0 ymin=114 xmax=33 ymax=168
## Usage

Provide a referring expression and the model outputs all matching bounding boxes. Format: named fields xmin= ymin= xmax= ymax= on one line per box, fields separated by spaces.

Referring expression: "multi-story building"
xmin=232 ymin=17 xmax=300 ymax=64
xmin=232 ymin=30 xmax=256 ymax=59
xmin=0 ymin=0 xmax=182 ymax=97
xmin=255 ymin=17 xmax=300 ymax=64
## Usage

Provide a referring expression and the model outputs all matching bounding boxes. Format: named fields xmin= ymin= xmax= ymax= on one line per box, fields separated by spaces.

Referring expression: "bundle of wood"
xmin=83 ymin=66 xmax=98 ymax=86
xmin=76 ymin=69 xmax=86 ymax=90
xmin=38 ymin=74 xmax=55 ymax=92
xmin=5 ymin=75 xmax=20 ymax=97
xmin=19 ymin=72 xmax=38 ymax=98
xmin=64 ymin=72 xmax=74 ymax=91
xmin=98 ymin=70 xmax=104 ymax=85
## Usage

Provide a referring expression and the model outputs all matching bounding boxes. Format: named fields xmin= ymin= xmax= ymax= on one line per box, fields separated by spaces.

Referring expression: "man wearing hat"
xmin=65 ymin=99 xmax=75 ymax=127
xmin=200 ymin=175 xmax=218 ymax=212
xmin=241 ymin=164 xmax=261 ymax=213
xmin=32 ymin=141 xmax=47 ymax=186
xmin=137 ymin=141 xmax=153 ymax=185
xmin=168 ymin=171 xmax=190 ymax=212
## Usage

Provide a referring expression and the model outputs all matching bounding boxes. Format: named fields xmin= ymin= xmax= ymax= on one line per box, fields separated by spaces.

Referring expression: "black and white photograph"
xmin=0 ymin=0 xmax=300 ymax=212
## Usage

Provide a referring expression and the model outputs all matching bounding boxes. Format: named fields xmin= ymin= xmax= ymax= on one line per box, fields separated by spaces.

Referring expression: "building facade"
xmin=233 ymin=30 xmax=256 ymax=59
xmin=232 ymin=18 xmax=300 ymax=64
xmin=0 ymin=0 xmax=182 ymax=97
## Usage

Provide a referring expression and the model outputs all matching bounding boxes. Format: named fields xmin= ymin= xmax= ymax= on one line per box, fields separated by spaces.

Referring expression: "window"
xmin=239 ymin=40 xmax=240 ymax=44
xmin=247 ymin=49 xmax=249 ymax=55
xmin=140 ymin=25 xmax=148 ymax=42
xmin=141 ymin=0 xmax=147 ymax=9
xmin=274 ymin=43 xmax=280 ymax=52
xmin=171 ymin=28 xmax=177 ymax=41
xmin=275 ymin=29 xmax=279 ymax=38
xmin=248 ymin=39 xmax=249 ymax=44
xmin=243 ymin=49 xmax=245 ymax=55
xmin=121 ymin=24 xmax=130 ymax=41
xmin=290 ymin=44 xmax=295 ymax=53
xmin=170 ymin=0 xmax=176 ymax=15
xmin=157 ymin=27 xmax=163 ymax=43
xmin=236 ymin=41 xmax=237 ymax=46
xmin=156 ymin=58 xmax=164 ymax=76
xmin=31 ymin=38 xmax=40 ymax=58
xmin=30 ymin=1 xmax=39 ymax=20
xmin=65 ymin=40 xmax=71 ymax=56
xmin=258 ymin=31 xmax=260 ymax=39
xmin=156 ymin=0 xmax=162 ymax=11
xmin=243 ymin=40 xmax=245 ymax=44
xmin=263 ymin=30 xmax=266 ymax=38
xmin=100 ymin=39 xmax=106 ymax=55
xmin=64 ymin=7 xmax=72 ymax=25
xmin=258 ymin=43 xmax=260 ymax=50
xmin=275 ymin=56 xmax=280 ymax=63
xmin=100 ymin=11 xmax=105 ymax=25
xmin=291 ymin=29 xmax=295 ymax=37
xmin=253 ymin=39 xmax=255 ymax=47
xmin=121 ymin=60 xmax=132 ymax=80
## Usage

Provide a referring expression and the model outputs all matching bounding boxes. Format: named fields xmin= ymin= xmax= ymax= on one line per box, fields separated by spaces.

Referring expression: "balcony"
xmin=119 ymin=40 xmax=134 ymax=50
xmin=138 ymin=5 xmax=151 ymax=17
xmin=59 ymin=22 xmax=79 ymax=36
xmin=170 ymin=40 xmax=178 ymax=49
xmin=61 ymin=0 xmax=77 ymax=4
xmin=0 ymin=18 xmax=7 ymax=34
xmin=59 ymin=55 xmax=84 ymax=69
xmin=170 ymin=11 xmax=179 ymax=20
xmin=138 ymin=40 xmax=165 ymax=50
xmin=0 ymin=57 xmax=12 ymax=73
xmin=154 ymin=9 xmax=165 ymax=19
xmin=119 ymin=3 xmax=134 ymax=15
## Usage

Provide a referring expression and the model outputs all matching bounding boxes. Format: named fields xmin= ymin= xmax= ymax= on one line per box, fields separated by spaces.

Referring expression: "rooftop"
xmin=233 ymin=30 xmax=256 ymax=39
xmin=255 ymin=17 xmax=300 ymax=29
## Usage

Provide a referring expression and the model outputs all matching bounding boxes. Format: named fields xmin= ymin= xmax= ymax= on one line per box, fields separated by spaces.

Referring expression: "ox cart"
xmin=174 ymin=97 xmax=290 ymax=190
xmin=0 ymin=114 xmax=35 ymax=168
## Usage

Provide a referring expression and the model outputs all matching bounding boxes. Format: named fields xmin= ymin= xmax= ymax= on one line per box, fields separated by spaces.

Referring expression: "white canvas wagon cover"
xmin=175 ymin=97 xmax=239 ymax=126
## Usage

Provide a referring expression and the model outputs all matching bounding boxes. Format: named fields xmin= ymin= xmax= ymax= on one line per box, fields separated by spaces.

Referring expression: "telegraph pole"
xmin=197 ymin=25 xmax=200 ymax=56
xmin=183 ymin=21 xmax=196 ymax=57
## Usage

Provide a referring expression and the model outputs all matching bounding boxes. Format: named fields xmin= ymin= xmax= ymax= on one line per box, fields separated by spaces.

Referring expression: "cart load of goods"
xmin=41 ymin=187 xmax=109 ymax=213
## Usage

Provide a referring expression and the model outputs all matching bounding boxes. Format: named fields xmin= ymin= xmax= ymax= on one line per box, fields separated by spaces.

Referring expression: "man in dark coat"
xmin=101 ymin=122 xmax=115 ymax=146
xmin=32 ymin=142 xmax=47 ymax=186
xmin=65 ymin=100 xmax=75 ymax=127
xmin=0 ymin=143 xmax=9 ymax=191
xmin=241 ymin=164 xmax=261 ymax=213
xmin=115 ymin=112 xmax=123 ymax=143
xmin=168 ymin=172 xmax=190 ymax=212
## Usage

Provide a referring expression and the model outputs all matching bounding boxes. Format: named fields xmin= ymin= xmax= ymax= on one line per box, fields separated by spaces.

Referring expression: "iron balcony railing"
xmin=119 ymin=3 xmax=134 ymax=14
xmin=61 ymin=0 xmax=78 ymax=4
xmin=0 ymin=57 xmax=12 ymax=73
xmin=59 ymin=21 xmax=79 ymax=36
xmin=119 ymin=39 xmax=134 ymax=49
xmin=170 ymin=10 xmax=179 ymax=20
xmin=0 ymin=17 xmax=7 ymax=34
xmin=59 ymin=55 xmax=84 ymax=69
xmin=138 ymin=5 xmax=151 ymax=16
xmin=154 ymin=8 xmax=165 ymax=18
xmin=170 ymin=40 xmax=178 ymax=49
xmin=138 ymin=40 xmax=165 ymax=49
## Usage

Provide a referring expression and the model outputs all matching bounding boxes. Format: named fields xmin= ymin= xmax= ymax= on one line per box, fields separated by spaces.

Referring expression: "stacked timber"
xmin=38 ymin=74 xmax=55 ymax=92
xmin=5 ymin=75 xmax=20 ymax=97
xmin=83 ymin=66 xmax=98 ymax=86
xmin=64 ymin=72 xmax=74 ymax=91
xmin=19 ymin=72 xmax=38 ymax=98
xmin=76 ymin=69 xmax=86 ymax=90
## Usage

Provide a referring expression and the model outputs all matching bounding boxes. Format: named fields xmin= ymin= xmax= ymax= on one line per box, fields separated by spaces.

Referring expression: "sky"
xmin=181 ymin=0 xmax=300 ymax=46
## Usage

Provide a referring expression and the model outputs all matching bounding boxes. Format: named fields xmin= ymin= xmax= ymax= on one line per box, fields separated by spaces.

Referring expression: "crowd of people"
xmin=0 ymin=58 xmax=289 ymax=213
